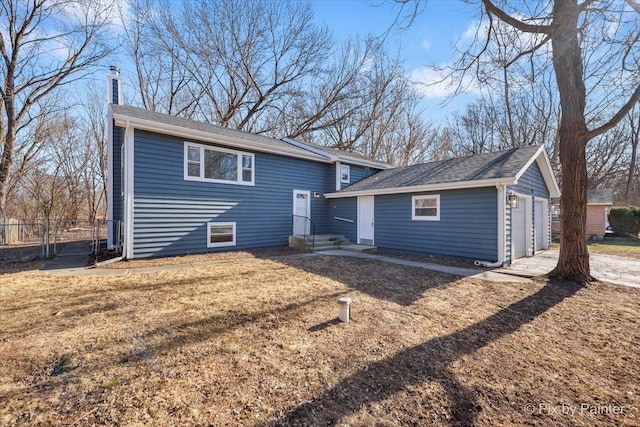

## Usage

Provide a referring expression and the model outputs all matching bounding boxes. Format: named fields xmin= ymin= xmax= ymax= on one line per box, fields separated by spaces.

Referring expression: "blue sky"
xmin=311 ymin=0 xmax=483 ymax=124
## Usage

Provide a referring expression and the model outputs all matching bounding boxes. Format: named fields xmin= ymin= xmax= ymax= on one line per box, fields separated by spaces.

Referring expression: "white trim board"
xmin=514 ymin=145 xmax=560 ymax=198
xmin=325 ymin=178 xmax=514 ymax=198
xmin=123 ymin=124 xmax=135 ymax=259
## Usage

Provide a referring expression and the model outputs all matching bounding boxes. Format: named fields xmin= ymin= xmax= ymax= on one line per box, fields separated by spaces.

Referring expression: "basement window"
xmin=207 ymin=222 xmax=236 ymax=248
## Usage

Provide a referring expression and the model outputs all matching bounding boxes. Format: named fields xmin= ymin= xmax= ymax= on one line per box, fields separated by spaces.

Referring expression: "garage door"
xmin=535 ymin=199 xmax=545 ymax=251
xmin=512 ymin=197 xmax=527 ymax=260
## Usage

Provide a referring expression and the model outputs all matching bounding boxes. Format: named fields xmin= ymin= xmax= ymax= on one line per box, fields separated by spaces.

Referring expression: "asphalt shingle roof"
xmin=295 ymin=140 xmax=391 ymax=168
xmin=337 ymin=145 xmax=543 ymax=193
xmin=110 ymin=104 xmax=387 ymax=166
xmin=587 ymin=189 xmax=613 ymax=204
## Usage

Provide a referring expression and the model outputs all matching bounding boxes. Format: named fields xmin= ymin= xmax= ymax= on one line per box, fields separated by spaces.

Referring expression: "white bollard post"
xmin=338 ymin=297 xmax=352 ymax=323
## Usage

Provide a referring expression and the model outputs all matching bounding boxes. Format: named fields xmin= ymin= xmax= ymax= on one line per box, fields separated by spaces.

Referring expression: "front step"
xmin=339 ymin=244 xmax=377 ymax=253
xmin=289 ymin=234 xmax=351 ymax=251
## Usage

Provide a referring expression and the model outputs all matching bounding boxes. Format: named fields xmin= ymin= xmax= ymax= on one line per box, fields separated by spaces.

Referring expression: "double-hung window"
xmin=412 ymin=195 xmax=440 ymax=221
xmin=185 ymin=142 xmax=254 ymax=185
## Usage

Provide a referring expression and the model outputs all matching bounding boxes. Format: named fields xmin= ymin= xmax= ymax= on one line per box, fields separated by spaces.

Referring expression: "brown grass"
xmin=1 ymin=256 xmax=638 ymax=426
xmin=551 ymin=237 xmax=640 ymax=260
xmin=102 ymin=246 xmax=306 ymax=269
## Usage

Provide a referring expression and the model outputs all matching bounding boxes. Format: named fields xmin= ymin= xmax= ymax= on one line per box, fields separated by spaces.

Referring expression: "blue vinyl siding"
xmin=132 ymin=130 xmax=333 ymax=258
xmin=509 ymin=161 xmax=549 ymax=199
xmin=328 ymin=198 xmax=357 ymax=242
xmin=375 ymin=187 xmax=498 ymax=261
xmin=112 ymin=124 xmax=124 ymax=225
xmin=338 ymin=163 xmax=379 ymax=190
xmin=507 ymin=160 xmax=550 ymax=263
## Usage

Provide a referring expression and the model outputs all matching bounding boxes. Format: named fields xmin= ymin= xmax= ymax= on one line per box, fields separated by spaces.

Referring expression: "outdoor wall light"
xmin=313 ymin=192 xmax=321 ymax=199
xmin=508 ymin=192 xmax=519 ymax=209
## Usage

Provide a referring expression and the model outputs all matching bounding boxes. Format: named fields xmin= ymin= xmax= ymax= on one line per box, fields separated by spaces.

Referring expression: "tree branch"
xmin=482 ymin=0 xmax=551 ymax=34
xmin=586 ymin=84 xmax=640 ymax=139
xmin=625 ymin=0 xmax=640 ymax=14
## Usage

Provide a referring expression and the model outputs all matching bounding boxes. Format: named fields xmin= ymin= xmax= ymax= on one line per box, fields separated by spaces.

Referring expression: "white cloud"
xmin=461 ymin=19 xmax=488 ymax=42
xmin=421 ymin=39 xmax=431 ymax=50
xmin=408 ymin=66 xmax=482 ymax=99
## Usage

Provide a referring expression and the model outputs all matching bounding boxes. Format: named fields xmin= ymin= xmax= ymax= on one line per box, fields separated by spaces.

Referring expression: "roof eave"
xmin=324 ymin=178 xmax=515 ymax=198
xmin=112 ymin=111 xmax=331 ymax=163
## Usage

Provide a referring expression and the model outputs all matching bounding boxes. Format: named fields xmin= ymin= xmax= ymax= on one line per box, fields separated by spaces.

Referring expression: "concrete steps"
xmin=289 ymin=234 xmax=377 ymax=253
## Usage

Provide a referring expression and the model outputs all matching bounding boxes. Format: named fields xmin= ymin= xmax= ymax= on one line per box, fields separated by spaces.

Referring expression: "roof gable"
xmin=325 ymin=145 xmax=560 ymax=198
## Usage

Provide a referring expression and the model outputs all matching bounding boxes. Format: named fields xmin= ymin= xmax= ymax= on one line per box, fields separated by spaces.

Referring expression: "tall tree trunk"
xmin=548 ymin=0 xmax=593 ymax=282
xmin=0 ymin=69 xmax=16 ymax=219
xmin=626 ymin=114 xmax=638 ymax=203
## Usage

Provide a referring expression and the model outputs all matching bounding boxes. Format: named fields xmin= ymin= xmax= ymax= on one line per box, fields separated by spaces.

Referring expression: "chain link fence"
xmin=0 ymin=218 xmax=122 ymax=263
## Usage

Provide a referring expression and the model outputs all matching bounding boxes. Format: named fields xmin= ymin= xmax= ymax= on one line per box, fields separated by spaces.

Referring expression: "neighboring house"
xmin=106 ymin=71 xmax=560 ymax=265
xmin=551 ymin=189 xmax=613 ymax=240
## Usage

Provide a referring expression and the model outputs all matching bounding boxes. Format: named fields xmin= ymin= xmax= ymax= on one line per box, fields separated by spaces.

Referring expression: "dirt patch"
xmin=103 ymin=246 xmax=307 ymax=269
xmin=1 ymin=256 xmax=638 ymax=426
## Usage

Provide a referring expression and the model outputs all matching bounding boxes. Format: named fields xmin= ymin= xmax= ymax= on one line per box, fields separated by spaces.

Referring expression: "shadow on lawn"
xmin=278 ymin=256 xmax=462 ymax=306
xmin=259 ymin=279 xmax=584 ymax=427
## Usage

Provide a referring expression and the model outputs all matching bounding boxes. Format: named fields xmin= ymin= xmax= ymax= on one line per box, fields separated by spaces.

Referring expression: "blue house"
xmin=106 ymin=71 xmax=559 ymax=265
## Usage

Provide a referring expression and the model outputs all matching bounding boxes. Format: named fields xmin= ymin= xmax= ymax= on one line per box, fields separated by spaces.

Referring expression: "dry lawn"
xmin=551 ymin=237 xmax=640 ymax=260
xmin=1 ymin=256 xmax=639 ymax=426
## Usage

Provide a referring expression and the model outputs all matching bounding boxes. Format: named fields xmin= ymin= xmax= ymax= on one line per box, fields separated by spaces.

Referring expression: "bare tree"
xmin=625 ymin=107 xmax=640 ymax=203
xmin=400 ymin=0 xmax=640 ymax=282
xmin=0 ymin=0 xmax=114 ymax=219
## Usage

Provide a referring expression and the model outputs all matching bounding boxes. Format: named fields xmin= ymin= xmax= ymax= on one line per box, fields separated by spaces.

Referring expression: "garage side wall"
xmin=507 ymin=160 xmax=550 ymax=263
xmin=375 ymin=187 xmax=498 ymax=261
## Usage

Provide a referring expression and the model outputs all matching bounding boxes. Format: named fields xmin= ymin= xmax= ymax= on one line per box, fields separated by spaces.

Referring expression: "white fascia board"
xmin=514 ymin=145 xmax=561 ymax=198
xmin=587 ymin=202 xmax=614 ymax=206
xmin=336 ymin=156 xmax=394 ymax=170
xmin=324 ymin=177 xmax=515 ymax=199
xmin=112 ymin=113 xmax=330 ymax=164
xmin=281 ymin=137 xmax=334 ymax=159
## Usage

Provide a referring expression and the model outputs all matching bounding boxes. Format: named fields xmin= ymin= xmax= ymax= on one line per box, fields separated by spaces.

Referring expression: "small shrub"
xmin=609 ymin=206 xmax=640 ymax=236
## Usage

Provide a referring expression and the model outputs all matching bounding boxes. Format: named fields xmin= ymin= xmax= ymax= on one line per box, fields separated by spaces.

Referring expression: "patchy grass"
xmin=1 ymin=256 xmax=639 ymax=426
xmin=103 ymin=246 xmax=307 ymax=269
xmin=551 ymin=237 xmax=640 ymax=259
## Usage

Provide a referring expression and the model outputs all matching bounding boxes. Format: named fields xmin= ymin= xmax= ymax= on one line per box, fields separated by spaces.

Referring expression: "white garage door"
xmin=512 ymin=197 xmax=527 ymax=260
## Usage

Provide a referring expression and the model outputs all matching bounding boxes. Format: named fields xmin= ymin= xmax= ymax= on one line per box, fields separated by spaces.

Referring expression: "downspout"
xmin=474 ymin=183 xmax=507 ymax=268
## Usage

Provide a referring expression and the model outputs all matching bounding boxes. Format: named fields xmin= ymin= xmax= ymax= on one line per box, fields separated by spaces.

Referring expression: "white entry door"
xmin=512 ymin=197 xmax=527 ymax=260
xmin=357 ymin=196 xmax=374 ymax=245
xmin=293 ymin=189 xmax=311 ymax=235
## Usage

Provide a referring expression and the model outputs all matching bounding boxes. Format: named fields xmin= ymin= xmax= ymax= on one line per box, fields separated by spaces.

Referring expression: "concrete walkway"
xmin=40 ymin=248 xmax=530 ymax=283
xmin=40 ymin=240 xmax=94 ymax=273
xmin=316 ymin=250 xmax=530 ymax=283
xmin=497 ymin=250 xmax=640 ymax=288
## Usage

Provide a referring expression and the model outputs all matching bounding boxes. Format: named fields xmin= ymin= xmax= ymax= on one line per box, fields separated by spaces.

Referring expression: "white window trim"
xmin=340 ymin=164 xmax=350 ymax=183
xmin=412 ymin=194 xmax=440 ymax=221
xmin=184 ymin=141 xmax=254 ymax=186
xmin=207 ymin=222 xmax=236 ymax=248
